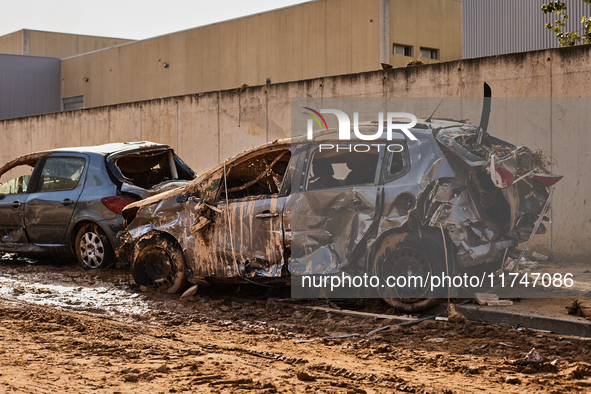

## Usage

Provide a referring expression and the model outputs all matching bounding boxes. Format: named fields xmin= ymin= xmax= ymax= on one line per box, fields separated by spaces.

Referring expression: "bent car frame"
xmin=119 ymin=88 xmax=561 ymax=311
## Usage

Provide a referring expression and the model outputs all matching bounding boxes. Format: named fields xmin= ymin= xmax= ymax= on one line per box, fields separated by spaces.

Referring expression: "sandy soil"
xmin=1 ymin=256 xmax=591 ymax=393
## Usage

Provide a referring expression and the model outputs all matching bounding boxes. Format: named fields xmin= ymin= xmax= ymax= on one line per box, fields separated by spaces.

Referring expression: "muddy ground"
xmin=1 ymin=256 xmax=591 ymax=393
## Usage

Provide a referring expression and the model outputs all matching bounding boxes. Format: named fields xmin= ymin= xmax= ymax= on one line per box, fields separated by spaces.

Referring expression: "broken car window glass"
xmin=223 ymin=150 xmax=291 ymax=200
xmin=37 ymin=157 xmax=86 ymax=192
xmin=305 ymin=147 xmax=380 ymax=190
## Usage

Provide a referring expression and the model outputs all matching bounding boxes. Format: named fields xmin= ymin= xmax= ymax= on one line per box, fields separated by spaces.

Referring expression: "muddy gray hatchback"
xmin=0 ymin=142 xmax=195 ymax=269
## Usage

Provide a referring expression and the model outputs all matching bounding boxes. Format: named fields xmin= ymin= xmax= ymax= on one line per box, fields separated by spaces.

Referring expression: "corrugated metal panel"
xmin=0 ymin=54 xmax=60 ymax=120
xmin=463 ymin=0 xmax=591 ymax=58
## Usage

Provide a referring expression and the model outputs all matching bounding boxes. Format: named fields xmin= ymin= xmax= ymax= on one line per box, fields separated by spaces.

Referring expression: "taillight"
xmin=101 ymin=196 xmax=138 ymax=215
xmin=533 ymin=174 xmax=563 ymax=187
xmin=494 ymin=166 xmax=514 ymax=187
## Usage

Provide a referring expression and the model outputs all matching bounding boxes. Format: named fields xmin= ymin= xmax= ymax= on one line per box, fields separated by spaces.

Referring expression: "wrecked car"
xmin=0 ymin=142 xmax=195 ymax=269
xmin=120 ymin=91 xmax=561 ymax=311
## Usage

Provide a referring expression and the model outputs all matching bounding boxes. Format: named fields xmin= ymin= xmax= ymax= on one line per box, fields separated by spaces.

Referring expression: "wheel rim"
xmin=80 ymin=231 xmax=105 ymax=269
xmin=386 ymin=247 xmax=432 ymax=300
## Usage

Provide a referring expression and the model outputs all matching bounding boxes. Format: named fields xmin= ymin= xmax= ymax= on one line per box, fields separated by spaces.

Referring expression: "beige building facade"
xmin=59 ymin=0 xmax=462 ymax=108
xmin=0 ymin=29 xmax=133 ymax=59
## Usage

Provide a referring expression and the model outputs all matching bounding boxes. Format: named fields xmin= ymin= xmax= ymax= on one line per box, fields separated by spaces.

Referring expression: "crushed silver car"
xmin=119 ymin=87 xmax=561 ymax=311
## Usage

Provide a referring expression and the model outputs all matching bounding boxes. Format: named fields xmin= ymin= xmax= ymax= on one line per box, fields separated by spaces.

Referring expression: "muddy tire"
xmin=131 ymin=233 xmax=188 ymax=293
xmin=372 ymin=232 xmax=444 ymax=313
xmin=75 ymin=223 xmax=114 ymax=269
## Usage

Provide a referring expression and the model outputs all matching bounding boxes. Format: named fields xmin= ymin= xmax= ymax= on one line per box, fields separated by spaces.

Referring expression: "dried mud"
xmin=1 ymin=256 xmax=591 ymax=393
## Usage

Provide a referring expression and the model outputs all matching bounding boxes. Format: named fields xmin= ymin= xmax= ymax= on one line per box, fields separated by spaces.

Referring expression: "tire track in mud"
xmin=3 ymin=259 xmax=591 ymax=392
xmin=4 ymin=297 xmax=591 ymax=393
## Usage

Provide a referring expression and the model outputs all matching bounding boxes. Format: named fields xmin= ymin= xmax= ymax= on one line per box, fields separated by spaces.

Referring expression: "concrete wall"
xmin=0 ymin=29 xmax=134 ymax=58
xmin=0 ymin=54 xmax=61 ymax=120
xmin=59 ymin=0 xmax=462 ymax=108
xmin=1 ymin=44 xmax=590 ymax=261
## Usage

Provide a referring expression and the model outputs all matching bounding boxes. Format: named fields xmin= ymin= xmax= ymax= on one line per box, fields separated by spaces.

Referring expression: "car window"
xmin=383 ymin=142 xmax=409 ymax=182
xmin=37 ymin=157 xmax=86 ymax=192
xmin=0 ymin=164 xmax=36 ymax=196
xmin=222 ymin=149 xmax=291 ymax=200
xmin=305 ymin=147 xmax=380 ymax=191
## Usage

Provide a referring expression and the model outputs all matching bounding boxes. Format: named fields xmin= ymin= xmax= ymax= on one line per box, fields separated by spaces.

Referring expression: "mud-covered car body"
xmin=0 ymin=142 xmax=195 ymax=268
xmin=120 ymin=120 xmax=559 ymax=294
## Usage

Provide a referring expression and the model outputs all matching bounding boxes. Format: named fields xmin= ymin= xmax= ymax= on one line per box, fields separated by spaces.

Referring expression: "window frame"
xmin=35 ymin=155 xmax=87 ymax=193
xmin=393 ymin=44 xmax=413 ymax=57
xmin=420 ymin=47 xmax=439 ymax=60
xmin=0 ymin=168 xmax=35 ymax=196
xmin=380 ymin=141 xmax=411 ymax=184
xmin=62 ymin=95 xmax=84 ymax=111
xmin=216 ymin=147 xmax=292 ymax=203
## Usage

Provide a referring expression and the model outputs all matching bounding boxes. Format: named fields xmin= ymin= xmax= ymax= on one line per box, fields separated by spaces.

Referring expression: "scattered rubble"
xmin=508 ymin=348 xmax=545 ymax=365
xmin=503 ymin=257 xmax=540 ymax=272
xmin=447 ymin=303 xmax=468 ymax=324
xmin=532 ymin=252 xmax=549 ymax=261
xmin=473 ymin=293 xmax=514 ymax=306
xmin=566 ymin=299 xmax=591 ymax=320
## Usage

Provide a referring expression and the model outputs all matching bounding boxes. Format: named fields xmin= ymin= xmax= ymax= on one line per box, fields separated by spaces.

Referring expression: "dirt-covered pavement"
xmin=1 ymin=256 xmax=591 ymax=393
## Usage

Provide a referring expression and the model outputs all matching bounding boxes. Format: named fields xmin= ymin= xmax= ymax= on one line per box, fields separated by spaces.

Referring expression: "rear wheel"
xmin=75 ymin=223 xmax=114 ymax=269
xmin=131 ymin=233 xmax=188 ymax=293
xmin=372 ymin=232 xmax=444 ymax=313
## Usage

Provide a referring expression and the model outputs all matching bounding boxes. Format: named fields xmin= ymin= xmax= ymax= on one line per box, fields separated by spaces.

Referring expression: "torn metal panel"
xmin=289 ymin=186 xmax=379 ymax=276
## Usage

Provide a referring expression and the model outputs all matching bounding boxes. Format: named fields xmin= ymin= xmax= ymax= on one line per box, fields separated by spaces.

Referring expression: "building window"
xmin=420 ymin=47 xmax=438 ymax=60
xmin=393 ymin=44 xmax=412 ymax=57
xmin=62 ymin=95 xmax=84 ymax=111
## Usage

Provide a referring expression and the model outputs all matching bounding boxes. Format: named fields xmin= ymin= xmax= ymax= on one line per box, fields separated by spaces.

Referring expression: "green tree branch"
xmin=541 ymin=0 xmax=591 ymax=46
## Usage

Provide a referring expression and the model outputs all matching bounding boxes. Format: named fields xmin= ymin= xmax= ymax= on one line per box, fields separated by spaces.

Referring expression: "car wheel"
xmin=75 ymin=223 xmax=114 ymax=269
xmin=372 ymin=232 xmax=444 ymax=313
xmin=131 ymin=233 xmax=188 ymax=293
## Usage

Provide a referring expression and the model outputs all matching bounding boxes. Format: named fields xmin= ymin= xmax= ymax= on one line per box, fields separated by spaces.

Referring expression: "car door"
xmin=287 ymin=144 xmax=385 ymax=276
xmin=0 ymin=158 xmax=41 ymax=244
xmin=24 ymin=154 xmax=88 ymax=245
xmin=207 ymin=147 xmax=292 ymax=278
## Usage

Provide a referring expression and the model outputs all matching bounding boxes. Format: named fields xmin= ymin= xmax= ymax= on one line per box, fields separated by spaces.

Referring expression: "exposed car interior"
xmin=115 ymin=149 xmax=194 ymax=189
xmin=0 ymin=162 xmax=38 ymax=196
xmin=223 ymin=150 xmax=291 ymax=200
